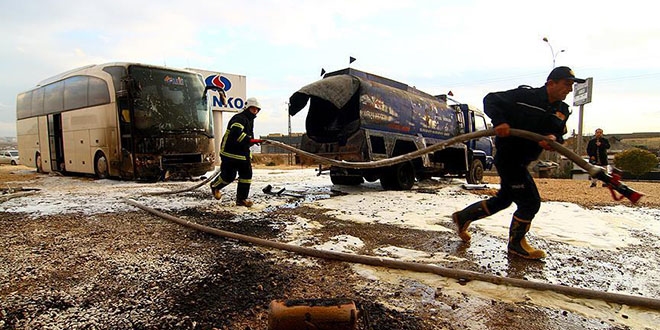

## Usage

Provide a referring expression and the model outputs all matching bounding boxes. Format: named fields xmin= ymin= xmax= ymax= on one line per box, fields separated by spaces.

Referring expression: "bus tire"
xmin=380 ymin=161 xmax=415 ymax=191
xmin=35 ymin=152 xmax=44 ymax=173
xmin=94 ymin=152 xmax=109 ymax=179
xmin=467 ymin=159 xmax=484 ymax=184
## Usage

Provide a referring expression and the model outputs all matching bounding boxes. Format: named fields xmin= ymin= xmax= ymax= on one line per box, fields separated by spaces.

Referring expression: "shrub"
xmin=613 ymin=148 xmax=659 ymax=178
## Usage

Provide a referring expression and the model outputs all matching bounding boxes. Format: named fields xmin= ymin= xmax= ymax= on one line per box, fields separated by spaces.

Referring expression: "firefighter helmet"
xmin=245 ymin=97 xmax=261 ymax=110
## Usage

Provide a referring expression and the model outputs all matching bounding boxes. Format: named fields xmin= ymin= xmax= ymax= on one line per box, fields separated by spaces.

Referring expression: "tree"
xmin=614 ymin=148 xmax=659 ymax=178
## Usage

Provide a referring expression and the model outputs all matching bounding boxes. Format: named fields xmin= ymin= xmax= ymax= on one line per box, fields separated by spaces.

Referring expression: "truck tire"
xmin=330 ymin=174 xmax=364 ymax=186
xmin=380 ymin=161 xmax=415 ymax=190
xmin=363 ymin=173 xmax=379 ymax=182
xmin=467 ymin=159 xmax=484 ymax=184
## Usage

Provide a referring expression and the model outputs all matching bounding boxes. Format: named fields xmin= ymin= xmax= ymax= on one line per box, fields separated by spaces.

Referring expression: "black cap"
xmin=547 ymin=66 xmax=585 ymax=83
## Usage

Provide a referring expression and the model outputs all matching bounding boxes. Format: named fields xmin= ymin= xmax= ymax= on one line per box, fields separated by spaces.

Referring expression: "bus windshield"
xmin=129 ymin=66 xmax=210 ymax=135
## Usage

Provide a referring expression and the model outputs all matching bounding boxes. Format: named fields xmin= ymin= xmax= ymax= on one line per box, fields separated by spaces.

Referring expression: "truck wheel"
xmin=95 ymin=152 xmax=109 ymax=179
xmin=363 ymin=173 xmax=379 ymax=182
xmin=11 ymin=160 xmax=17 ymax=166
xmin=467 ymin=159 xmax=484 ymax=184
xmin=381 ymin=161 xmax=415 ymax=190
xmin=416 ymin=172 xmax=432 ymax=181
xmin=330 ymin=174 xmax=364 ymax=186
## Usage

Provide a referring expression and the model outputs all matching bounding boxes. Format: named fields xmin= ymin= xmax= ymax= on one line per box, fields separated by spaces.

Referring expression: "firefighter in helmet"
xmin=210 ymin=97 xmax=264 ymax=207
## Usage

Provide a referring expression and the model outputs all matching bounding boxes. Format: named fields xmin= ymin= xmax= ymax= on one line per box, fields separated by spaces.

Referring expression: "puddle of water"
xmin=352 ymin=264 xmax=660 ymax=329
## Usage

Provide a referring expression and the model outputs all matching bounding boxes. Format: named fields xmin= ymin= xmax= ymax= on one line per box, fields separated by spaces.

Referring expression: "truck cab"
xmin=447 ymin=101 xmax=494 ymax=182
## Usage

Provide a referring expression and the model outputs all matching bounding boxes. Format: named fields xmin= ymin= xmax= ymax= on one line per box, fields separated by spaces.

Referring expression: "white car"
xmin=0 ymin=150 xmax=20 ymax=165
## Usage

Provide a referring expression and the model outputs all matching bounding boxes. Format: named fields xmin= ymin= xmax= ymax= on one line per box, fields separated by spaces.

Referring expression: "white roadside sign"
xmin=186 ymin=68 xmax=247 ymax=112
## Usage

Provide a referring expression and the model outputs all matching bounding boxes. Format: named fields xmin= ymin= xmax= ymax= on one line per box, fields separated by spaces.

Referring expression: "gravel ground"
xmin=1 ymin=165 xmax=659 ymax=329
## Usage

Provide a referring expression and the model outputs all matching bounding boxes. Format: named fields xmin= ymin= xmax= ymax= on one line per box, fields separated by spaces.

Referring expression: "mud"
xmin=1 ymin=166 xmax=659 ymax=329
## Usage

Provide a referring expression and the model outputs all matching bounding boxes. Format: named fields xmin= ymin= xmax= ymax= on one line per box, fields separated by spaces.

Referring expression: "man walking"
xmin=451 ymin=66 xmax=585 ymax=260
xmin=209 ymin=97 xmax=263 ymax=207
xmin=586 ymin=128 xmax=611 ymax=187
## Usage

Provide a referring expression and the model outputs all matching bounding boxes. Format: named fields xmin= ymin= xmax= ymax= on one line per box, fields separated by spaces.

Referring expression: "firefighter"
xmin=210 ymin=97 xmax=264 ymax=207
xmin=452 ymin=66 xmax=585 ymax=260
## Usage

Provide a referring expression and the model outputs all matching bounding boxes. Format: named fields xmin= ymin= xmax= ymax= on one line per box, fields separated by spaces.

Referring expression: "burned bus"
xmin=16 ymin=63 xmax=219 ymax=181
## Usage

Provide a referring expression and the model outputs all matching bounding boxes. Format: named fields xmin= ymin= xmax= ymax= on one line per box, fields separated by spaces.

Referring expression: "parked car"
xmin=0 ymin=150 xmax=20 ymax=165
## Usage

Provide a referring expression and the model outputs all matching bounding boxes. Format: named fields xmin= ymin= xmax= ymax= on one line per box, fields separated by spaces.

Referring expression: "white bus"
xmin=16 ymin=62 xmax=220 ymax=181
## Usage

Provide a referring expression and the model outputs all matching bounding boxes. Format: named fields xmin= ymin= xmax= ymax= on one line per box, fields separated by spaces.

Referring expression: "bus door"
xmin=47 ymin=114 xmax=65 ymax=171
xmin=117 ymin=87 xmax=136 ymax=179
xmin=105 ymin=66 xmax=136 ymax=179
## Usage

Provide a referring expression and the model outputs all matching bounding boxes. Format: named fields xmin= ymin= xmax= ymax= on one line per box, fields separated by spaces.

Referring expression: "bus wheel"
xmin=35 ymin=153 xmax=44 ymax=173
xmin=95 ymin=152 xmax=109 ymax=179
xmin=467 ymin=159 xmax=484 ymax=184
xmin=381 ymin=161 xmax=415 ymax=190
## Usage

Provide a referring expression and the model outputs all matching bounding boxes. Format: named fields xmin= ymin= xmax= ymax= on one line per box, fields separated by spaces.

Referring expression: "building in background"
xmin=259 ymin=133 xmax=303 ymax=154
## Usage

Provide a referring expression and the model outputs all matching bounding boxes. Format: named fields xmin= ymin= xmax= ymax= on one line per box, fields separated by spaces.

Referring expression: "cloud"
xmin=1 ymin=0 xmax=659 ymax=138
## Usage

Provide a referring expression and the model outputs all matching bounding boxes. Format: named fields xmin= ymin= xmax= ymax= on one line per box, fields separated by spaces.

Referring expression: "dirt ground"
xmin=1 ymin=164 xmax=659 ymax=329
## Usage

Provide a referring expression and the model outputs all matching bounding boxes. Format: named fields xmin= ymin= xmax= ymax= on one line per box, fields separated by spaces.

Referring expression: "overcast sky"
xmin=1 ymin=0 xmax=658 ymax=139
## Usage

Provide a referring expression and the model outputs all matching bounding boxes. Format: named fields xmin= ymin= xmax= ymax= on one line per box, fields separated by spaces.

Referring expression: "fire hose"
xmin=124 ymin=128 xmax=655 ymax=310
xmin=261 ymin=128 xmax=642 ymax=203
xmin=122 ymin=197 xmax=660 ymax=310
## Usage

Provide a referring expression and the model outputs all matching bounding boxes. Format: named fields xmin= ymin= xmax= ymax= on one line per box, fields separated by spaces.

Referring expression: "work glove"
xmin=538 ymin=135 xmax=556 ymax=151
xmin=494 ymin=123 xmax=510 ymax=137
xmin=250 ymin=139 xmax=265 ymax=145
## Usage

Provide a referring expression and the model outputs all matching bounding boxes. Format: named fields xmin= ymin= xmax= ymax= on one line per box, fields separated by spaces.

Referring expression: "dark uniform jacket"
xmin=220 ymin=110 xmax=256 ymax=161
xmin=586 ymin=137 xmax=611 ymax=166
xmin=484 ymin=85 xmax=570 ymax=165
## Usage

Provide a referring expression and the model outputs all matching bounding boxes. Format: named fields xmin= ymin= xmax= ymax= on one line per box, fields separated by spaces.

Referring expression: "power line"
xmin=443 ymin=71 xmax=660 ymax=89
xmin=445 ymin=71 xmax=549 ymax=88
xmin=593 ymin=72 xmax=660 ymax=84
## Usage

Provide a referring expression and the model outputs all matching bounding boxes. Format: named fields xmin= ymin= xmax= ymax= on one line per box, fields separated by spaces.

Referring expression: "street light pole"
xmin=542 ymin=37 xmax=565 ymax=68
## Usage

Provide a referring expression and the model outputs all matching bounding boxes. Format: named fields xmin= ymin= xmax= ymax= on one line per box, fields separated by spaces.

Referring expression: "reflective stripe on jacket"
xmin=220 ymin=110 xmax=255 ymax=161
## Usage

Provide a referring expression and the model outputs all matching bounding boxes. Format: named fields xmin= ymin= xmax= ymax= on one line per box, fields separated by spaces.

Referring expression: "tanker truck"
xmin=288 ymin=68 xmax=493 ymax=190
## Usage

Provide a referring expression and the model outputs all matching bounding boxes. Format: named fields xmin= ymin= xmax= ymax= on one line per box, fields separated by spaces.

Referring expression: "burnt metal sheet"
xmin=288 ymin=75 xmax=360 ymax=116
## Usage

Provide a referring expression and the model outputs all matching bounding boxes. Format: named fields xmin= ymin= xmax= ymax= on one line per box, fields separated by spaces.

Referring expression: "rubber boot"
xmin=236 ymin=181 xmax=253 ymax=207
xmin=210 ymin=177 xmax=228 ymax=200
xmin=236 ymin=199 xmax=254 ymax=207
xmin=452 ymin=201 xmax=490 ymax=242
xmin=507 ymin=216 xmax=546 ymax=260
